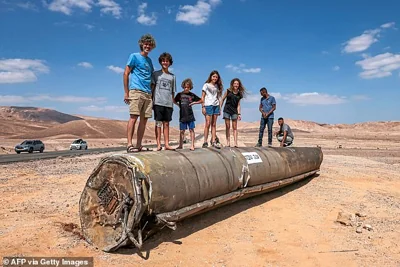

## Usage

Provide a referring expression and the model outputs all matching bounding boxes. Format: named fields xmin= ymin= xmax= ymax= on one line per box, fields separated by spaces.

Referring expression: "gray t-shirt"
xmin=281 ymin=123 xmax=294 ymax=139
xmin=152 ymin=70 xmax=176 ymax=108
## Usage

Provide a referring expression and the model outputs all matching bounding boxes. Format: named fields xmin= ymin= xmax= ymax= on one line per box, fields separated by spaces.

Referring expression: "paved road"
xmin=0 ymin=134 xmax=205 ymax=164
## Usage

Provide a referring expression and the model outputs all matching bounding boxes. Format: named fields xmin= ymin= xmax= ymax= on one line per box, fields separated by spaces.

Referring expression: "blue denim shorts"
xmin=223 ymin=112 xmax=238 ymax=120
xmin=205 ymin=105 xmax=220 ymax=116
xmin=180 ymin=121 xmax=195 ymax=130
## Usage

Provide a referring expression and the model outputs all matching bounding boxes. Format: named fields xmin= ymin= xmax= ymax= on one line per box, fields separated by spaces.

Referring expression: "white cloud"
xmin=226 ymin=64 xmax=261 ymax=74
xmin=381 ymin=22 xmax=395 ymax=29
xmin=333 ymin=66 xmax=340 ymax=71
xmin=342 ymin=29 xmax=380 ymax=53
xmin=176 ymin=0 xmax=221 ymax=25
xmin=165 ymin=5 xmax=174 ymax=14
xmin=78 ymin=62 xmax=93 ymax=68
xmin=137 ymin=3 xmax=157 ymax=26
xmin=0 ymin=95 xmax=29 ymax=104
xmin=284 ymin=92 xmax=347 ymax=105
xmin=0 ymin=94 xmax=107 ymax=105
xmin=17 ymin=2 xmax=38 ymax=11
xmin=343 ymin=22 xmax=396 ymax=53
xmin=97 ymin=0 xmax=121 ymax=18
xmin=243 ymin=91 xmax=343 ymax=105
xmin=355 ymin=52 xmax=400 ymax=79
xmin=47 ymin=0 xmax=94 ymax=15
xmin=0 ymin=59 xmax=49 ymax=84
xmin=84 ymin=24 xmax=95 ymax=30
xmin=80 ymin=105 xmax=127 ymax=112
xmin=243 ymin=94 xmax=260 ymax=103
xmin=46 ymin=0 xmax=121 ymax=18
xmin=243 ymin=91 xmax=281 ymax=103
xmin=107 ymin=65 xmax=124 ymax=74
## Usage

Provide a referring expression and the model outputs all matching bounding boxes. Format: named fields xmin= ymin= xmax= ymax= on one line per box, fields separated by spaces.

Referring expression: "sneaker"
xmin=202 ymin=142 xmax=208 ymax=148
xmin=213 ymin=142 xmax=221 ymax=149
xmin=255 ymin=143 xmax=262 ymax=147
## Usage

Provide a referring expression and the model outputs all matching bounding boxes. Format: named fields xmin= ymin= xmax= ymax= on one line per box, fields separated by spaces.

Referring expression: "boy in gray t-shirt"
xmin=151 ymin=52 xmax=176 ymax=151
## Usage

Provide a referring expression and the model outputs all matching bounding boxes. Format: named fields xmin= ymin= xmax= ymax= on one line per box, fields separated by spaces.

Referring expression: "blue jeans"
xmin=258 ymin=117 xmax=274 ymax=145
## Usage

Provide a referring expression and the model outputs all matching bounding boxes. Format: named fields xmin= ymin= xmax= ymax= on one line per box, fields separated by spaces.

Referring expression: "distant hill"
xmin=1 ymin=106 xmax=398 ymax=139
xmin=0 ymin=106 xmax=83 ymax=123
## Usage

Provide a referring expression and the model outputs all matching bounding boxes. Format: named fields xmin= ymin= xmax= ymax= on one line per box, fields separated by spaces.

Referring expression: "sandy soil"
xmin=1 ymin=132 xmax=400 ymax=266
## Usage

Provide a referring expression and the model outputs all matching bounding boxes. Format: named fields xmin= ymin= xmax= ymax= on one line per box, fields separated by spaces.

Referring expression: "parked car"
xmin=70 ymin=139 xmax=88 ymax=150
xmin=15 ymin=140 xmax=45 ymax=154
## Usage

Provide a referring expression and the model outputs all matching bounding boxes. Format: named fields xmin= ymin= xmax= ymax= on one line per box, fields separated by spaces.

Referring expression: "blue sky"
xmin=0 ymin=0 xmax=399 ymax=124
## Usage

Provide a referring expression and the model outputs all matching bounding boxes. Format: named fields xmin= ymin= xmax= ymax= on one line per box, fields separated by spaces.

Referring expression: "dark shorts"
xmin=223 ymin=112 xmax=238 ymax=120
xmin=180 ymin=121 xmax=195 ymax=130
xmin=154 ymin=105 xmax=173 ymax=122
xmin=205 ymin=105 xmax=220 ymax=116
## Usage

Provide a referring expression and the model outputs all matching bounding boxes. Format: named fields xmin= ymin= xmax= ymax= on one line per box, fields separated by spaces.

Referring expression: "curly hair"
xmin=181 ymin=78 xmax=193 ymax=90
xmin=205 ymin=70 xmax=223 ymax=97
xmin=159 ymin=52 xmax=173 ymax=66
xmin=229 ymin=78 xmax=247 ymax=98
xmin=138 ymin=34 xmax=156 ymax=51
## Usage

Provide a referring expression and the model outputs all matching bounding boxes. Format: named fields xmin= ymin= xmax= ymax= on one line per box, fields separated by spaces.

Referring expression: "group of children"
xmin=123 ymin=34 xmax=246 ymax=152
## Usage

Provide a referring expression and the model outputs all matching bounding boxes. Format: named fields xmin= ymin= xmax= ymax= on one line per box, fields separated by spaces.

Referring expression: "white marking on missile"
xmin=241 ymin=152 xmax=263 ymax=164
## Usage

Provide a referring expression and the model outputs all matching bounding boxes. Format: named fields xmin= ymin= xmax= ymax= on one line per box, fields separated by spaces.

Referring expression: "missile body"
xmin=79 ymin=147 xmax=323 ymax=251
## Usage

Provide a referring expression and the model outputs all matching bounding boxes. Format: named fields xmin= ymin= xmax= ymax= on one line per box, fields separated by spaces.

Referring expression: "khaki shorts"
xmin=129 ymin=90 xmax=153 ymax=118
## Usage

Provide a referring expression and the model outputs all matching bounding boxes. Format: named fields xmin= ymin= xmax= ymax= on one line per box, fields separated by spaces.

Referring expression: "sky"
xmin=0 ymin=0 xmax=399 ymax=125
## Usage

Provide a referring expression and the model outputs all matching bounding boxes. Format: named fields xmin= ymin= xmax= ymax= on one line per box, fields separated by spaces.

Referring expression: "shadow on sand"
xmin=113 ymin=174 xmax=319 ymax=259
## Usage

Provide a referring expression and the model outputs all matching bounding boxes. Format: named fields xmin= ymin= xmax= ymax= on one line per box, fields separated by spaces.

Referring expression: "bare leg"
xmin=203 ymin=115 xmax=211 ymax=144
xmin=127 ymin=115 xmax=138 ymax=147
xmin=135 ymin=117 xmax=148 ymax=148
xmin=177 ymin=130 xmax=184 ymax=149
xmin=163 ymin=121 xmax=174 ymax=150
xmin=211 ymin=114 xmax=218 ymax=144
xmin=232 ymin=119 xmax=238 ymax=147
xmin=189 ymin=129 xmax=195 ymax=150
xmin=155 ymin=123 xmax=162 ymax=150
xmin=225 ymin=118 xmax=231 ymax=147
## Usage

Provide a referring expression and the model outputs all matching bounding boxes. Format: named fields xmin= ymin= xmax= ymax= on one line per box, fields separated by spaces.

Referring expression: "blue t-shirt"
xmin=260 ymin=95 xmax=276 ymax=118
xmin=126 ymin=53 xmax=154 ymax=94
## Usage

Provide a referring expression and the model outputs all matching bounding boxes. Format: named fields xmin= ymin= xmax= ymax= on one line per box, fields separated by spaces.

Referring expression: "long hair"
xmin=229 ymin=78 xmax=247 ymax=98
xmin=205 ymin=70 xmax=223 ymax=97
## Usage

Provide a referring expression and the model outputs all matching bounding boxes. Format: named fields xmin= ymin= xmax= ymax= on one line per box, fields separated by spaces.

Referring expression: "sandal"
xmin=202 ymin=142 xmax=208 ymax=148
xmin=127 ymin=145 xmax=140 ymax=153
xmin=138 ymin=146 xmax=153 ymax=152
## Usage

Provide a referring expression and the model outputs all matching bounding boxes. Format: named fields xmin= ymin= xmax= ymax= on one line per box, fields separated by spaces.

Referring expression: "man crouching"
xmin=275 ymin=117 xmax=294 ymax=147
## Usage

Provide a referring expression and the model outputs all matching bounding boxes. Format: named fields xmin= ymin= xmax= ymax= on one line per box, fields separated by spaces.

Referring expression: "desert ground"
xmin=1 ymin=131 xmax=400 ymax=266
xmin=1 ymin=107 xmax=400 ymax=266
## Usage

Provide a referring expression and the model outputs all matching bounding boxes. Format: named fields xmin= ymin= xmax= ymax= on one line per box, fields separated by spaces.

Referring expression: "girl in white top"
xmin=201 ymin=70 xmax=223 ymax=149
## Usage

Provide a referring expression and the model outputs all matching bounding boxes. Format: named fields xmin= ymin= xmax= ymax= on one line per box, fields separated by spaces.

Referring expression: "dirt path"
xmin=1 ymin=135 xmax=399 ymax=266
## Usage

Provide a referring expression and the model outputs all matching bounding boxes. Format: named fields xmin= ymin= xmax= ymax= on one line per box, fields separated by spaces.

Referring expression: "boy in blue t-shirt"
xmin=123 ymin=34 xmax=156 ymax=153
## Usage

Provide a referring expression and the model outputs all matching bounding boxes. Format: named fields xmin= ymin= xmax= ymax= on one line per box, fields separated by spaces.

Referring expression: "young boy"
xmin=151 ymin=52 xmax=176 ymax=151
xmin=174 ymin=78 xmax=203 ymax=151
xmin=256 ymin=87 xmax=276 ymax=147
xmin=123 ymin=34 xmax=156 ymax=153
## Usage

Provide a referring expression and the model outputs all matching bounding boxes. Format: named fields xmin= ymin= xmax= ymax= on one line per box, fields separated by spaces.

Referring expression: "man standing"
xmin=275 ymin=117 xmax=294 ymax=147
xmin=256 ymin=87 xmax=276 ymax=147
xmin=123 ymin=34 xmax=156 ymax=153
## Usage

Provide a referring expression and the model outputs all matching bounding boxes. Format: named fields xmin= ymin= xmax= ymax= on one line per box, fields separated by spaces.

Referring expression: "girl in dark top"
xmin=221 ymin=78 xmax=246 ymax=147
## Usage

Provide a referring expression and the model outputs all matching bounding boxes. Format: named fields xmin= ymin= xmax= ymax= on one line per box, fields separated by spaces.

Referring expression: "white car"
xmin=70 ymin=139 xmax=88 ymax=150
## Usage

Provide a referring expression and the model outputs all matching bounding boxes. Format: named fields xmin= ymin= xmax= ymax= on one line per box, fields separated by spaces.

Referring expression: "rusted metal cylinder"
xmin=79 ymin=147 xmax=323 ymax=252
